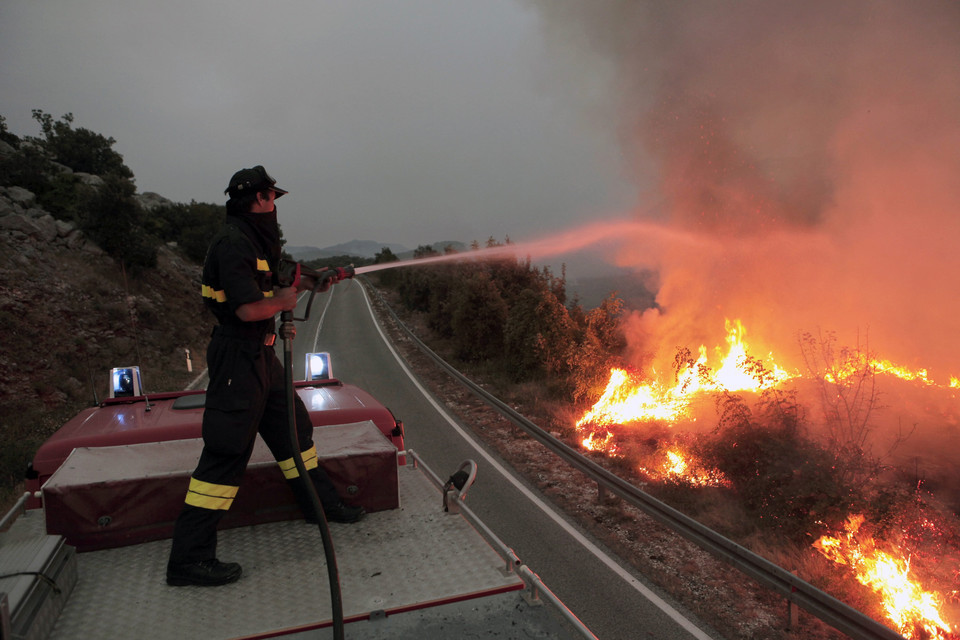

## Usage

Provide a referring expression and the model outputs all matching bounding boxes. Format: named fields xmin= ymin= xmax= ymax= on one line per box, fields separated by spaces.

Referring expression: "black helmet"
xmin=225 ymin=165 xmax=288 ymax=199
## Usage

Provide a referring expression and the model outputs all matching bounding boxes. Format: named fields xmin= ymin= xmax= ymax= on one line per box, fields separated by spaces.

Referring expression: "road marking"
xmin=355 ymin=284 xmax=715 ymax=640
xmin=306 ymin=287 xmax=337 ymax=352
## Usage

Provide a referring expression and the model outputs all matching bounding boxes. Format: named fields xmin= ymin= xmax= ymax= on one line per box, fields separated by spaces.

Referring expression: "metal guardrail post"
xmin=788 ymin=570 xmax=800 ymax=630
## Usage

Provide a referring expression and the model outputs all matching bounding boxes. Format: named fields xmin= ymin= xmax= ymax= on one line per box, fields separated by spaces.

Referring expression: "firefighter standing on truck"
xmin=166 ymin=165 xmax=364 ymax=588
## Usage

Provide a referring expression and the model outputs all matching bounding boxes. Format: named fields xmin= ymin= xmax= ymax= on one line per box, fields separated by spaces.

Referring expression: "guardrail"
xmin=364 ymin=280 xmax=906 ymax=640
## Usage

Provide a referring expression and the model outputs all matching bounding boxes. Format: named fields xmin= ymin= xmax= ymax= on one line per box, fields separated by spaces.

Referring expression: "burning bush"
xmin=706 ymin=388 xmax=857 ymax=541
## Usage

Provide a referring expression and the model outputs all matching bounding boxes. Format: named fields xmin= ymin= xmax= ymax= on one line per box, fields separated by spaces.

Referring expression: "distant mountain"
xmin=568 ymin=271 xmax=659 ymax=311
xmin=286 ymin=239 xmax=471 ymax=262
xmin=395 ymin=240 xmax=467 ymax=260
xmin=285 ymin=240 xmax=410 ymax=261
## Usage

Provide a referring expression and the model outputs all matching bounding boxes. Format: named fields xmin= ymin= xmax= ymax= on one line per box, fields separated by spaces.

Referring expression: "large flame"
xmin=577 ymin=318 xmax=790 ymax=429
xmin=578 ymin=318 xmax=958 ymax=432
xmin=814 ymin=515 xmax=954 ymax=639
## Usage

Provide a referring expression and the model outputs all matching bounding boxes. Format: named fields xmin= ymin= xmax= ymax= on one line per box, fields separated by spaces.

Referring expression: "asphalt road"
xmin=286 ymin=280 xmax=722 ymax=640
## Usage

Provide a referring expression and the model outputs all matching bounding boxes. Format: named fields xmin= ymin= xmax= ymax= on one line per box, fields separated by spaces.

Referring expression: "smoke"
xmin=529 ymin=0 xmax=960 ymax=382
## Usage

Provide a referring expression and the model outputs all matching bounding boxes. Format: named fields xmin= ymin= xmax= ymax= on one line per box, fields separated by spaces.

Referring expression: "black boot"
xmin=321 ymin=502 xmax=366 ymax=524
xmin=167 ymin=559 xmax=242 ymax=587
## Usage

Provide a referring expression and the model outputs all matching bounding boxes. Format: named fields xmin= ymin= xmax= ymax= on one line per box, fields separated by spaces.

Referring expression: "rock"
xmin=81 ymin=240 xmax=105 ymax=255
xmin=0 ymin=196 xmax=18 ymax=217
xmin=55 ymin=219 xmax=75 ymax=236
xmin=64 ymin=229 xmax=85 ymax=250
xmin=34 ymin=214 xmax=59 ymax=243
xmin=6 ymin=186 xmax=35 ymax=205
xmin=0 ymin=213 xmax=41 ymax=236
xmin=74 ymin=172 xmax=104 ymax=187
xmin=136 ymin=192 xmax=173 ymax=211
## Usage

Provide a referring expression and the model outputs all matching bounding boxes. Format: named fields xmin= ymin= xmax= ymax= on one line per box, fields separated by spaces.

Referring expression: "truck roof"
xmin=4 ymin=374 xmax=593 ymax=639
xmin=27 ymin=381 xmax=404 ymax=496
xmin=3 ymin=460 xmax=586 ymax=639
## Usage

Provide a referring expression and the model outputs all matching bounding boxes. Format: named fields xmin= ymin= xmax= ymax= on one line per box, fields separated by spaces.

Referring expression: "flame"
xmin=581 ymin=430 xmax=619 ymax=455
xmin=578 ymin=319 xmax=955 ymax=433
xmin=814 ymin=515 xmax=954 ymax=639
xmin=638 ymin=445 xmax=730 ymax=487
xmin=871 ymin=360 xmax=933 ymax=385
xmin=577 ymin=319 xmax=790 ymax=429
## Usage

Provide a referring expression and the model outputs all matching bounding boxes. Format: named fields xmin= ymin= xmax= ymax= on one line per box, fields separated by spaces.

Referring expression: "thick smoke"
xmin=530 ymin=1 xmax=960 ymax=384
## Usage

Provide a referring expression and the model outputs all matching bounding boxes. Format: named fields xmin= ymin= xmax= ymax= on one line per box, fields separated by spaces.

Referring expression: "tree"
xmin=568 ymin=294 xmax=627 ymax=403
xmin=797 ymin=329 xmax=895 ymax=488
xmin=449 ymin=270 xmax=508 ymax=361
xmin=374 ymin=247 xmax=398 ymax=264
xmin=80 ymin=174 xmax=158 ymax=270
xmin=0 ymin=115 xmax=19 ymax=146
xmin=148 ymin=201 xmax=224 ymax=264
xmin=31 ymin=111 xmax=133 ymax=178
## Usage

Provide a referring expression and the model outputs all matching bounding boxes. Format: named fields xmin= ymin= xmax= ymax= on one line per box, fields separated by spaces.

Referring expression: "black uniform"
xmin=167 ymin=209 xmax=341 ymax=565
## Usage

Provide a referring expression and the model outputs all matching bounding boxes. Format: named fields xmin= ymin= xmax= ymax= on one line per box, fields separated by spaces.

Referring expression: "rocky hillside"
xmin=0 ymin=184 xmax=211 ymax=494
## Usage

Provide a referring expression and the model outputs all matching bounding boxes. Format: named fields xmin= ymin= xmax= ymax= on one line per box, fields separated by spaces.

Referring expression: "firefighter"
xmin=166 ymin=165 xmax=364 ymax=587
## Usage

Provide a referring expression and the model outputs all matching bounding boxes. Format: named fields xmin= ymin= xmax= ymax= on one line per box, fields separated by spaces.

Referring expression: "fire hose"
xmin=277 ymin=260 xmax=354 ymax=640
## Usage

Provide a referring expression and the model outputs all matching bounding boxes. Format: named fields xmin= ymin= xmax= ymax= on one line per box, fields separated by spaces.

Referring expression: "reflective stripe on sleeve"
xmin=201 ymin=284 xmax=227 ymax=303
xmin=184 ymin=477 xmax=239 ymax=510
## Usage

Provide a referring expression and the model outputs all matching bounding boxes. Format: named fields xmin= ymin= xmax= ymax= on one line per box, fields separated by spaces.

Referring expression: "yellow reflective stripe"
xmin=201 ymin=284 xmax=227 ymax=303
xmin=277 ymin=446 xmax=319 ymax=479
xmin=263 ymin=290 xmax=274 ymax=298
xmin=184 ymin=477 xmax=238 ymax=510
xmin=301 ymin=446 xmax=319 ymax=471
xmin=256 ymin=258 xmax=269 ymax=272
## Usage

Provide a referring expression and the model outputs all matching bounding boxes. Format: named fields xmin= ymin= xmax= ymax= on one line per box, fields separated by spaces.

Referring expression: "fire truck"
xmin=0 ymin=361 xmax=595 ymax=639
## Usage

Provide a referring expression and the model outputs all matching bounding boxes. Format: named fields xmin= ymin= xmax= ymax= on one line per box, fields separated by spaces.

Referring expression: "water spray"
xmin=352 ymin=218 xmax=711 ymax=276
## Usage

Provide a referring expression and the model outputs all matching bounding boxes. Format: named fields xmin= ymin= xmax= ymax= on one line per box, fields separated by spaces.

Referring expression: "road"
xmin=286 ymin=280 xmax=722 ymax=640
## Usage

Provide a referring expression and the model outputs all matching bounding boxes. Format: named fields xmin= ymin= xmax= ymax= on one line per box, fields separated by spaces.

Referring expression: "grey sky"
xmin=0 ymin=1 xmax=637 ymax=252
xmin=5 ymin=0 xmax=960 ymax=383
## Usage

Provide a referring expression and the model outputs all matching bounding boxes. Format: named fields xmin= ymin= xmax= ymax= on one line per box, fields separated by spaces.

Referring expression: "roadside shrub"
xmin=705 ymin=390 xmax=856 ymax=540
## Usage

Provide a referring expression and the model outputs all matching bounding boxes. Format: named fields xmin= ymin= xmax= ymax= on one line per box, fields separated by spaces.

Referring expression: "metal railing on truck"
xmin=363 ymin=279 xmax=906 ymax=640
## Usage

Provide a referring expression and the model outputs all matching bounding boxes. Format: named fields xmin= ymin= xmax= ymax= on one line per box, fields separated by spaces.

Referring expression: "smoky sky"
xmin=0 ymin=1 xmax=635 ymax=252
xmin=529 ymin=0 xmax=960 ymax=380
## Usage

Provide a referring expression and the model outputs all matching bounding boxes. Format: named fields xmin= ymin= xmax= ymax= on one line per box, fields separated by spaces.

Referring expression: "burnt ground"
xmin=363 ymin=282 xmax=852 ymax=640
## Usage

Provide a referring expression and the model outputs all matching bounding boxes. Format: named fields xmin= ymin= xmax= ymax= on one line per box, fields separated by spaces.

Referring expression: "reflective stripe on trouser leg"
xmin=277 ymin=445 xmax=318 ymax=479
xmin=184 ymin=477 xmax=240 ymax=510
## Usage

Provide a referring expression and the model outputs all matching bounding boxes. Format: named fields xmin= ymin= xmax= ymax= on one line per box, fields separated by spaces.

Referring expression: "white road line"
xmin=356 ymin=284 xmax=715 ymax=640
xmin=306 ymin=287 xmax=337 ymax=352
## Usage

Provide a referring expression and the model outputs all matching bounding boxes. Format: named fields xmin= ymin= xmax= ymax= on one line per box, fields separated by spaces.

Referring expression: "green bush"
xmin=31 ymin=110 xmax=133 ymax=178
